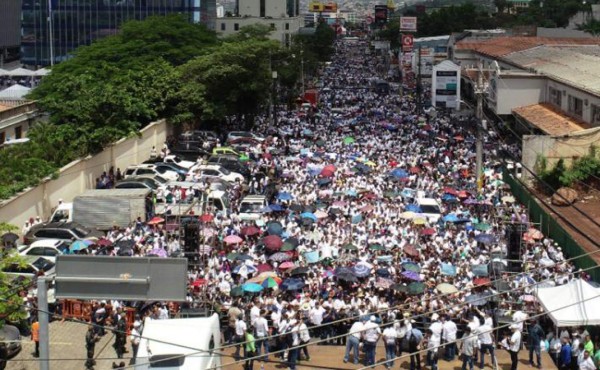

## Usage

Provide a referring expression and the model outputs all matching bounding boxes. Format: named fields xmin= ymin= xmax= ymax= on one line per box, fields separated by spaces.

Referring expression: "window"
xmin=234 ymin=23 xmax=239 ymax=31
xmin=270 ymin=23 xmax=276 ymax=30
xmin=0 ymin=132 xmax=4 ymax=144
xmin=592 ymin=104 xmax=600 ymax=125
xmin=568 ymin=95 xmax=583 ymax=117
xmin=14 ymin=126 xmax=22 ymax=139
xmin=260 ymin=0 xmax=266 ymax=17
xmin=285 ymin=23 xmax=289 ymax=30
xmin=26 ymin=248 xmax=46 ymax=256
xmin=548 ymin=86 xmax=561 ymax=107
xmin=221 ymin=23 xmax=226 ymax=31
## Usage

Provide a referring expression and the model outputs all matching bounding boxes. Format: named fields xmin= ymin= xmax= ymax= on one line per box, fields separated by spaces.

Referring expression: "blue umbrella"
xmin=471 ymin=264 xmax=489 ymax=277
xmin=317 ymin=178 xmax=332 ymax=186
xmin=442 ymin=194 xmax=458 ymax=203
xmin=515 ymin=275 xmax=535 ymax=285
xmin=443 ymin=214 xmax=459 ymax=223
xmin=401 ymin=270 xmax=422 ymax=281
xmin=308 ymin=168 xmax=322 ymax=176
xmin=355 ymin=163 xmax=371 ymax=173
xmin=352 ymin=264 xmax=371 ymax=278
xmin=300 ymin=212 xmax=318 ymax=222
xmin=269 ymin=204 xmax=284 ymax=212
xmin=281 ymin=278 xmax=305 ymax=291
xmin=400 ymin=188 xmax=415 ymax=198
xmin=376 ymin=268 xmax=390 ymax=278
xmin=304 ymin=251 xmax=319 ymax=264
xmin=267 ymin=222 xmax=283 ymax=236
xmin=465 ymin=292 xmax=492 ymax=306
xmin=390 ymin=169 xmax=409 ymax=178
xmin=441 ymin=263 xmax=457 ymax=276
xmin=475 ymin=234 xmax=497 ymax=244
xmin=70 ymin=240 xmax=89 ymax=252
xmin=351 ymin=214 xmax=363 ymax=224
xmin=277 ymin=192 xmax=294 ymax=201
xmin=406 ymin=204 xmax=422 ymax=213
xmin=242 ymin=283 xmax=264 ymax=293
xmin=346 ymin=189 xmax=358 ymax=197
xmin=233 ymin=264 xmax=257 ymax=276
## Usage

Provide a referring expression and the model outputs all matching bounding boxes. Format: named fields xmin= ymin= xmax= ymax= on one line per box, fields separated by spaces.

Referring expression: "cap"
xmin=370 ymin=315 xmax=377 ymax=322
xmin=133 ymin=321 xmax=141 ymax=328
xmin=431 ymin=313 xmax=439 ymax=321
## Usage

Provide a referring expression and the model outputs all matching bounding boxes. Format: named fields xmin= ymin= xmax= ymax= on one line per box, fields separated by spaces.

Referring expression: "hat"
xmin=370 ymin=315 xmax=377 ymax=322
xmin=431 ymin=313 xmax=439 ymax=321
xmin=133 ymin=321 xmax=141 ymax=328
xmin=510 ymin=324 xmax=519 ymax=330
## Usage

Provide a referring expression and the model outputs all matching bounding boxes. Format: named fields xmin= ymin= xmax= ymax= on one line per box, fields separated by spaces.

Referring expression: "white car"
xmin=18 ymin=239 xmax=69 ymax=263
xmin=124 ymin=164 xmax=179 ymax=182
xmin=226 ymin=131 xmax=265 ymax=143
xmin=163 ymin=155 xmax=196 ymax=170
xmin=186 ymin=164 xmax=244 ymax=184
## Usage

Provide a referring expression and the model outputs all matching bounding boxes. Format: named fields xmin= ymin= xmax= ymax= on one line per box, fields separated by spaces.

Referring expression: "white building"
xmin=216 ymin=0 xmax=303 ymax=45
xmin=0 ymin=101 xmax=40 ymax=145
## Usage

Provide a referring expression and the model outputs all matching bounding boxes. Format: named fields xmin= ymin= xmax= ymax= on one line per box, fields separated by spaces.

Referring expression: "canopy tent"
xmin=33 ymin=68 xmax=51 ymax=76
xmin=0 ymin=84 xmax=32 ymax=101
xmin=2 ymin=67 xmax=36 ymax=77
xmin=535 ymin=279 xmax=600 ymax=327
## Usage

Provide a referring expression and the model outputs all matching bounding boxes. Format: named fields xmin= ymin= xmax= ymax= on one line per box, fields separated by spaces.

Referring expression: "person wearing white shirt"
xmin=512 ymin=310 xmax=527 ymax=331
xmin=363 ymin=316 xmax=382 ymax=366
xmin=428 ymin=313 xmax=443 ymax=370
xmin=309 ymin=303 xmax=325 ymax=338
xmin=477 ymin=324 xmax=496 ymax=369
xmin=250 ymin=299 xmax=261 ymax=327
xmin=383 ymin=323 xmax=398 ymax=369
xmin=509 ymin=325 xmax=522 ymax=370
xmin=579 ymin=350 xmax=597 ymax=370
xmin=234 ymin=314 xmax=247 ymax=361
xmin=254 ymin=311 xmax=270 ymax=362
xmin=344 ymin=318 xmax=365 ymax=364
xmin=298 ymin=318 xmax=311 ymax=361
xmin=442 ymin=315 xmax=458 ymax=361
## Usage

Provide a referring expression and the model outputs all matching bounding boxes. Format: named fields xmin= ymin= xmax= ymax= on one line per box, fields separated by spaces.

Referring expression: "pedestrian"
xmin=244 ymin=328 xmax=256 ymax=370
xmin=234 ymin=313 xmax=247 ymax=361
xmin=129 ymin=321 xmax=142 ymax=363
xmin=382 ymin=318 xmax=398 ymax=369
xmin=509 ymin=324 xmax=522 ymax=370
xmin=407 ymin=325 xmax=423 ymax=370
xmin=477 ymin=322 xmax=496 ymax=369
xmin=528 ymin=319 xmax=545 ymax=368
xmin=363 ymin=315 xmax=381 ymax=366
xmin=343 ymin=316 xmax=365 ymax=364
xmin=460 ymin=326 xmax=478 ymax=370
xmin=112 ymin=309 xmax=127 ymax=359
xmin=85 ymin=325 xmax=100 ymax=370
xmin=254 ymin=310 xmax=270 ymax=362
xmin=428 ymin=313 xmax=442 ymax=370
xmin=298 ymin=317 xmax=311 ymax=361
xmin=287 ymin=319 xmax=300 ymax=370
xmin=561 ymin=337 xmax=572 ymax=369
xmin=442 ymin=314 xmax=458 ymax=361
xmin=579 ymin=350 xmax=597 ymax=370
xmin=30 ymin=318 xmax=39 ymax=358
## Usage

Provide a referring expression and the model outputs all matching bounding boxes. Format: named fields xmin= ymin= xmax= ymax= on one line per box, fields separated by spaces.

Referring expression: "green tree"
xmin=0 ymin=253 xmax=30 ymax=326
xmin=578 ymin=19 xmax=600 ymax=35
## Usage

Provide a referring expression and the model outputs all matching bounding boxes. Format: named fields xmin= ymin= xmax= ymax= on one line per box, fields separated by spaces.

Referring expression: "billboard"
xmin=401 ymin=34 xmax=413 ymax=52
xmin=432 ymin=61 xmax=461 ymax=109
xmin=309 ymin=1 xmax=337 ymax=12
xmin=374 ymin=5 xmax=388 ymax=25
xmin=400 ymin=17 xmax=417 ymax=32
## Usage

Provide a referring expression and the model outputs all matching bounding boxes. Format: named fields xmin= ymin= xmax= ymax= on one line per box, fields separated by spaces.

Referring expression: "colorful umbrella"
xmin=352 ymin=263 xmax=371 ymax=278
xmin=290 ymin=266 xmax=309 ymax=276
xmin=474 ymin=277 xmax=491 ymax=286
xmin=147 ymin=216 xmax=165 ymax=225
xmin=436 ymin=283 xmax=458 ymax=294
xmin=266 ymin=222 xmax=283 ymax=236
xmin=475 ymin=234 xmax=497 ymax=244
xmin=242 ymin=283 xmax=264 ymax=293
xmin=441 ymin=263 xmax=457 ymax=276
xmin=465 ymin=292 xmax=491 ymax=306
xmin=224 ymin=235 xmax=243 ymax=245
xmin=230 ymin=286 xmax=244 ymax=297
xmin=148 ymin=248 xmax=167 ymax=258
xmin=96 ymin=238 xmax=113 ymax=247
xmin=472 ymin=264 xmax=489 ymax=277
xmin=376 ymin=277 xmax=394 ymax=289
xmin=281 ymin=242 xmax=296 ymax=251
xmin=320 ymin=168 xmax=335 ymax=178
xmin=233 ymin=264 xmax=257 ymax=276
xmin=261 ymin=277 xmax=280 ymax=289
xmin=473 ymin=223 xmax=491 ymax=231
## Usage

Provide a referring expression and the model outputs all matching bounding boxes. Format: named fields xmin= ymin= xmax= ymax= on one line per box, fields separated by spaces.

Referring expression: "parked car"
xmin=212 ymin=147 xmax=241 ymax=157
xmin=145 ymin=154 xmax=196 ymax=170
xmin=207 ymin=156 xmax=250 ymax=177
xmin=23 ymin=222 xmax=103 ymax=245
xmin=114 ymin=178 xmax=158 ymax=190
xmin=171 ymin=141 xmax=211 ymax=161
xmin=0 ymin=324 xmax=21 ymax=358
xmin=226 ymin=131 xmax=265 ymax=143
xmin=124 ymin=164 xmax=179 ymax=182
xmin=140 ymin=161 xmax=187 ymax=180
xmin=1 ymin=256 xmax=56 ymax=278
xmin=186 ymin=164 xmax=244 ymax=183
xmin=18 ymin=239 xmax=69 ymax=263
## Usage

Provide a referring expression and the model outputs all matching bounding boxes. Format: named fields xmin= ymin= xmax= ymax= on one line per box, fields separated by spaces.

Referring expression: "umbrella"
xmin=390 ymin=169 xmax=409 ymax=178
xmin=405 ymin=204 xmax=422 ymax=213
xmin=277 ymin=192 xmax=294 ymax=201
xmin=281 ymin=278 xmax=305 ymax=291
xmin=421 ymin=228 xmax=436 ymax=236
xmin=376 ymin=268 xmax=390 ymax=278
xmin=70 ymin=240 xmax=89 ymax=252
xmin=436 ymin=283 xmax=458 ymax=294
xmin=320 ymin=168 xmax=335 ymax=178
xmin=230 ymin=286 xmax=244 ymax=297
xmin=520 ymin=294 xmax=537 ymax=303
xmin=285 ymin=237 xmax=299 ymax=247
xmin=360 ymin=205 xmax=375 ymax=213
xmin=236 ymin=254 xmax=253 ymax=261
xmin=314 ymin=210 xmax=328 ymax=219
xmin=304 ymin=251 xmax=319 ymax=263
xmin=269 ymin=252 xmax=292 ymax=262
xmin=352 ymin=263 xmax=371 ymax=278
xmin=233 ymin=264 xmax=257 ymax=276
xmin=402 ymin=261 xmax=421 ymax=273
xmin=475 ymin=234 xmax=497 ymax=245
xmin=1 ymin=232 xmax=19 ymax=244
xmin=224 ymin=235 xmax=243 ymax=245
xmin=147 ymin=216 xmax=165 ymax=225
xmin=515 ymin=275 xmax=536 ymax=285
xmin=279 ymin=261 xmax=295 ymax=269
xmin=300 ymin=212 xmax=318 ymax=222
xmin=335 ymin=266 xmax=353 ymax=276
xmin=472 ymin=265 xmax=489 ymax=277
xmin=256 ymin=263 xmax=273 ymax=273
xmin=404 ymin=245 xmax=419 ymax=257
xmin=262 ymin=235 xmax=283 ymax=251
xmin=148 ymin=248 xmax=167 ymax=258
xmin=473 ymin=223 xmax=491 ymax=231
xmin=368 ymin=243 xmax=385 ymax=251
xmin=289 ymin=204 xmax=303 ymax=212
xmin=441 ymin=263 xmax=457 ymax=276
xmin=351 ymin=214 xmax=363 ymax=224
xmin=392 ymin=284 xmax=408 ymax=292
xmin=192 ymin=278 xmax=207 ymax=287
xmin=290 ymin=266 xmax=309 ymax=276
xmin=226 ymin=252 xmax=240 ymax=261
xmin=96 ymin=238 xmax=113 ymax=247
xmin=465 ymin=292 xmax=491 ymax=306
xmin=442 ymin=194 xmax=458 ymax=203
xmin=474 ymin=277 xmax=491 ymax=286
xmin=443 ymin=214 xmax=459 ymax=223
xmin=268 ymin=204 xmax=284 ymax=212
xmin=200 ymin=214 xmax=214 ymax=223
xmin=443 ymin=187 xmax=458 ymax=196
xmin=115 ymin=239 xmax=135 ymax=249
xmin=412 ymin=218 xmax=426 ymax=225
xmin=117 ymin=246 xmax=133 ymax=256
xmin=242 ymin=283 xmax=264 ymax=293
xmin=400 ymin=211 xmax=416 ymax=220
xmin=401 ymin=270 xmax=422 ymax=281
xmin=281 ymin=242 xmax=296 ymax=252
xmin=409 ymin=166 xmax=421 ymax=174
xmin=376 ymin=255 xmax=394 ymax=263
xmin=317 ymin=178 xmax=332 ymax=186
xmin=343 ymin=136 xmax=356 ymax=144
xmin=407 ymin=282 xmax=425 ymax=295
xmin=262 ymin=277 xmax=280 ymax=289
xmin=241 ymin=226 xmax=261 ymax=236
xmin=376 ymin=277 xmax=394 ymax=289
xmin=267 ymin=222 xmax=283 ymax=236
xmin=337 ymin=272 xmax=358 ymax=282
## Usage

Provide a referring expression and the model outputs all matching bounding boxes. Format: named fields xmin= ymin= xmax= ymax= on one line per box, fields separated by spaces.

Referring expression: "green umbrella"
xmin=227 ymin=252 xmax=240 ymax=261
xmin=343 ymin=136 xmax=356 ymax=144
xmin=408 ymin=282 xmax=426 ymax=295
xmin=281 ymin=242 xmax=296 ymax=252
xmin=392 ymin=283 xmax=408 ymax=292
xmin=262 ymin=277 xmax=279 ymax=289
xmin=315 ymin=139 xmax=326 ymax=147
xmin=473 ymin=223 xmax=491 ymax=231
xmin=369 ymin=243 xmax=385 ymax=251
xmin=384 ymin=191 xmax=399 ymax=198
xmin=342 ymin=243 xmax=358 ymax=251
xmin=402 ymin=262 xmax=421 ymax=273
xmin=230 ymin=286 xmax=244 ymax=297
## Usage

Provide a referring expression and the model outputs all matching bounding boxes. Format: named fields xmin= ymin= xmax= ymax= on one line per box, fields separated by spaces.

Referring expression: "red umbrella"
xmin=279 ymin=261 xmax=295 ymax=269
xmin=409 ymin=166 xmax=421 ymax=174
xmin=241 ymin=226 xmax=261 ymax=236
xmin=324 ymin=164 xmax=336 ymax=172
xmin=256 ymin=263 xmax=273 ymax=273
xmin=443 ymin=187 xmax=458 ymax=196
xmin=360 ymin=204 xmax=375 ymax=213
xmin=454 ymin=135 xmax=464 ymax=141
xmin=421 ymin=228 xmax=436 ymax=236
xmin=96 ymin=238 xmax=113 ymax=247
xmin=262 ymin=235 xmax=283 ymax=251
xmin=224 ymin=235 xmax=243 ymax=245
xmin=320 ymin=168 xmax=335 ymax=178
xmin=147 ymin=216 xmax=165 ymax=225
xmin=458 ymin=190 xmax=470 ymax=198
xmin=361 ymin=192 xmax=377 ymax=200
xmin=404 ymin=245 xmax=419 ymax=257
xmin=192 ymin=278 xmax=207 ymax=287
xmin=474 ymin=277 xmax=491 ymax=286
xmin=200 ymin=214 xmax=214 ymax=223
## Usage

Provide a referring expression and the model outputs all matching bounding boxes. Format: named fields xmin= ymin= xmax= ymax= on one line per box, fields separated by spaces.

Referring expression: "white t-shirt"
xmin=383 ymin=327 xmax=398 ymax=345
xmin=363 ymin=321 xmax=381 ymax=343
xmin=509 ymin=330 xmax=521 ymax=352
xmin=442 ymin=320 xmax=458 ymax=342
xmin=254 ymin=317 xmax=269 ymax=338
xmin=235 ymin=319 xmax=247 ymax=336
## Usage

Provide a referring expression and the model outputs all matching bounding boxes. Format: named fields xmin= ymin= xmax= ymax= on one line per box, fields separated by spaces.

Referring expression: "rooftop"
xmin=513 ymin=103 xmax=589 ymax=137
xmin=455 ymin=36 xmax=600 ymax=59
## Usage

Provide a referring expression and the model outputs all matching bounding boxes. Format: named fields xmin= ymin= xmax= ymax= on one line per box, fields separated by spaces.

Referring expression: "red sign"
xmin=402 ymin=34 xmax=414 ymax=51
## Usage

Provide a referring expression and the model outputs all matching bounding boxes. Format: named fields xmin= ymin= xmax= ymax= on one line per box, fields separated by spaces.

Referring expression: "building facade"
xmin=0 ymin=1 xmax=23 ymax=65
xmin=0 ymin=101 xmax=40 ymax=144
xmin=21 ymin=0 xmax=216 ymax=67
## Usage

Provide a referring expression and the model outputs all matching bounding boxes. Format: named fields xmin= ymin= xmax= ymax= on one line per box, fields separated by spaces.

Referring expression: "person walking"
xmin=478 ymin=323 xmax=496 ymax=370
xmin=528 ymin=319 xmax=545 ymax=369
xmin=363 ymin=316 xmax=381 ymax=367
xmin=407 ymin=326 xmax=424 ymax=370
xmin=460 ymin=326 xmax=478 ymax=370
xmin=234 ymin=313 xmax=247 ymax=361
xmin=509 ymin=324 xmax=522 ymax=370
xmin=343 ymin=316 xmax=365 ymax=364
xmin=442 ymin=314 xmax=458 ymax=361
xmin=254 ymin=310 xmax=270 ymax=362
xmin=244 ymin=328 xmax=256 ymax=370
xmin=382 ymin=319 xmax=398 ymax=369
xmin=129 ymin=321 xmax=142 ymax=363
xmin=298 ymin=317 xmax=311 ymax=361
xmin=85 ymin=325 xmax=100 ymax=370
xmin=30 ymin=318 xmax=40 ymax=358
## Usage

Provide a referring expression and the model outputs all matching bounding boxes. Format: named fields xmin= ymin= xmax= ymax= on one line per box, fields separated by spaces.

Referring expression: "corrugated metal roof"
xmin=502 ymin=45 xmax=600 ymax=95
xmin=513 ymin=103 xmax=589 ymax=136
xmin=455 ymin=37 xmax=600 ymax=59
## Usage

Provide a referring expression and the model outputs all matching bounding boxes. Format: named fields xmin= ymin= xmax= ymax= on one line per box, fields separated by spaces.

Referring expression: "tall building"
xmin=0 ymin=1 xmax=23 ymax=66
xmin=21 ymin=0 xmax=216 ymax=67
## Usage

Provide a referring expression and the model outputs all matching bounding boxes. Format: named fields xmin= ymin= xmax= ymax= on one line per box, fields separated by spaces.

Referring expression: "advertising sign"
xmin=401 ymin=34 xmax=413 ymax=52
xmin=432 ymin=66 xmax=461 ymax=109
xmin=374 ymin=5 xmax=388 ymax=25
xmin=400 ymin=16 xmax=417 ymax=32
xmin=309 ymin=1 xmax=324 ymax=12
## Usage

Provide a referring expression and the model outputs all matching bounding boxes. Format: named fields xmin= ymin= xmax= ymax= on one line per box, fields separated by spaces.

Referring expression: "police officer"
xmin=85 ymin=325 xmax=100 ymax=370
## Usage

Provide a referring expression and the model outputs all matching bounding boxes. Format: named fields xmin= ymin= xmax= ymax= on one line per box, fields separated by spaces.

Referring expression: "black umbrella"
xmin=117 ymin=247 xmax=133 ymax=256
xmin=337 ymin=272 xmax=358 ymax=282
xmin=285 ymin=237 xmax=299 ymax=247
xmin=289 ymin=204 xmax=303 ymax=212
xmin=334 ymin=266 xmax=353 ymax=276
xmin=115 ymin=239 xmax=135 ymax=249
xmin=281 ymin=278 xmax=305 ymax=291
xmin=1 ymin=232 xmax=19 ymax=244
xmin=290 ymin=266 xmax=309 ymax=276
xmin=376 ymin=268 xmax=390 ymax=278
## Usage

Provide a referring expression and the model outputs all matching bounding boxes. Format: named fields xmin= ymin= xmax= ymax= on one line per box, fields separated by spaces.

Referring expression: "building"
xmin=21 ymin=0 xmax=217 ymax=67
xmin=0 ymin=101 xmax=40 ymax=145
xmin=216 ymin=0 xmax=302 ymax=45
xmin=505 ymin=0 xmax=531 ymax=13
xmin=0 ymin=1 xmax=23 ymax=66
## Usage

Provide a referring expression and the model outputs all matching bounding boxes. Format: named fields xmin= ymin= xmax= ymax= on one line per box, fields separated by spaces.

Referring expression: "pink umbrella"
xmin=224 ymin=235 xmax=243 ymax=245
xmin=332 ymin=200 xmax=347 ymax=207
xmin=360 ymin=204 xmax=375 ymax=213
xmin=279 ymin=261 xmax=295 ymax=269
xmin=320 ymin=168 xmax=335 ymax=178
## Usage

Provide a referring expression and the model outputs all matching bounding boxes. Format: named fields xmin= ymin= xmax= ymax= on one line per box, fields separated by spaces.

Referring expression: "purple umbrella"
xmin=148 ymin=248 xmax=168 ymax=258
xmin=463 ymin=198 xmax=478 ymax=205
xmin=401 ymin=270 xmax=422 ymax=281
xmin=268 ymin=252 xmax=292 ymax=262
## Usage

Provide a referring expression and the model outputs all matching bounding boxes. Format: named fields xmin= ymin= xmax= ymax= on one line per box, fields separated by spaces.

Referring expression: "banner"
xmin=400 ymin=16 xmax=417 ymax=32
xmin=374 ymin=5 xmax=388 ymax=25
xmin=401 ymin=34 xmax=413 ymax=52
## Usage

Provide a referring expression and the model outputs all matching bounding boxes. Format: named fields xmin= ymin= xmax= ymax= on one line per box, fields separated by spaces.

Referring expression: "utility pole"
xmin=475 ymin=60 xmax=486 ymax=192
xmin=38 ymin=277 xmax=50 ymax=370
xmin=416 ymin=46 xmax=422 ymax=113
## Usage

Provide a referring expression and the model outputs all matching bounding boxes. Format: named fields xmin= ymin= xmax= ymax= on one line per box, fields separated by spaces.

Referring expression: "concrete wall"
xmin=496 ymin=76 xmax=546 ymax=115
xmin=522 ymin=126 xmax=600 ymax=183
xmin=0 ymin=119 xmax=167 ymax=231
xmin=546 ymin=79 xmax=600 ymax=126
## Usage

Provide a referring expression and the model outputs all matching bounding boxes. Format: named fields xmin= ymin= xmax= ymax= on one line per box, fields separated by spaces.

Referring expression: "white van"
xmin=49 ymin=202 xmax=73 ymax=223
xmin=136 ymin=314 xmax=221 ymax=370
xmin=416 ymin=197 xmax=442 ymax=223
xmin=238 ymin=195 xmax=267 ymax=221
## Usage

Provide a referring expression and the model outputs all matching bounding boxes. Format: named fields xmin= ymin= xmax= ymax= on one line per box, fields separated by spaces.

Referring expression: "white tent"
xmin=536 ymin=278 xmax=600 ymax=327
xmin=0 ymin=84 xmax=32 ymax=101
xmin=33 ymin=68 xmax=51 ymax=76
xmin=5 ymin=67 xmax=36 ymax=77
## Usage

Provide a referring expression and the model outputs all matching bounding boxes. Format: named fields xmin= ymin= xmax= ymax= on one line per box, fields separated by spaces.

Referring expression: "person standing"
xmin=442 ymin=314 xmax=458 ymax=361
xmin=343 ymin=316 xmax=365 ymax=364
xmin=407 ymin=326 xmax=424 ymax=370
xmin=129 ymin=321 xmax=142 ymax=363
xmin=254 ymin=310 xmax=270 ymax=362
xmin=579 ymin=350 xmax=597 ymax=370
xmin=288 ymin=320 xmax=300 ymax=370
xmin=30 ymin=318 xmax=40 ymax=358
xmin=363 ymin=316 xmax=381 ymax=367
xmin=244 ymin=329 xmax=256 ymax=370
xmin=460 ymin=326 xmax=478 ymax=370
xmin=113 ymin=310 xmax=127 ymax=359
xmin=509 ymin=324 xmax=522 ymax=370
xmin=561 ymin=337 xmax=572 ymax=369
xmin=85 ymin=325 xmax=100 ymax=370
xmin=298 ymin=317 xmax=311 ymax=361
xmin=234 ymin=313 xmax=247 ymax=361
xmin=478 ymin=323 xmax=496 ymax=369
xmin=382 ymin=319 xmax=398 ymax=369
xmin=528 ymin=319 xmax=545 ymax=368
xmin=428 ymin=313 xmax=443 ymax=370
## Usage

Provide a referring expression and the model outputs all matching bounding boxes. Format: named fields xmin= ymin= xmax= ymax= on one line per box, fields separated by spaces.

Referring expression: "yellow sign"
xmin=309 ymin=1 xmax=324 ymax=12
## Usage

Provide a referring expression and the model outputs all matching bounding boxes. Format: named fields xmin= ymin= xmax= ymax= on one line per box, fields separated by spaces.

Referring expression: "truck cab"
xmin=49 ymin=202 xmax=73 ymax=223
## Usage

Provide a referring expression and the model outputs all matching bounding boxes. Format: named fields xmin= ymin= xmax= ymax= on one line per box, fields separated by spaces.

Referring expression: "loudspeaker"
xmin=505 ymin=223 xmax=527 ymax=272
xmin=183 ymin=223 xmax=200 ymax=252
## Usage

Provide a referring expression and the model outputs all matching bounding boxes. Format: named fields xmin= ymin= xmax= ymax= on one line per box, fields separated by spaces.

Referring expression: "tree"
xmin=578 ymin=19 xmax=600 ymax=35
xmin=0 ymin=253 xmax=30 ymax=326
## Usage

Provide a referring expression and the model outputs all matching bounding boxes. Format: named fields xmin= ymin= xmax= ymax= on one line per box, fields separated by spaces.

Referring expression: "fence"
xmin=504 ymin=169 xmax=600 ymax=282
xmin=0 ymin=119 xmax=168 ymax=230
